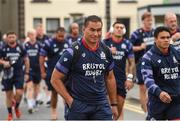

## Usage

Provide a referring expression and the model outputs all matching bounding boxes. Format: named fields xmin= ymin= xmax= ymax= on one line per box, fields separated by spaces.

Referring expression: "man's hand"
xmin=140 ymin=43 xmax=146 ymax=50
xmin=110 ymin=46 xmax=117 ymax=55
xmin=159 ymin=91 xmax=172 ymax=103
xmin=111 ymin=106 xmax=118 ymax=120
xmin=3 ymin=61 xmax=11 ymax=68
xmin=66 ymin=97 xmax=74 ymax=108
xmin=172 ymin=32 xmax=180 ymax=42
xmin=125 ymin=80 xmax=134 ymax=91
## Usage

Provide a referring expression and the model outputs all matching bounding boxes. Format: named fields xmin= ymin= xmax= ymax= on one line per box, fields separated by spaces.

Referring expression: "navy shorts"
xmin=116 ymin=79 xmax=127 ymax=98
xmin=28 ymin=71 xmax=41 ymax=84
xmin=45 ymin=73 xmax=54 ymax=91
xmin=135 ymin=62 xmax=144 ymax=85
xmin=147 ymin=96 xmax=180 ymax=120
xmin=64 ymin=99 xmax=112 ymax=120
xmin=1 ymin=76 xmax=24 ymax=91
xmin=117 ymin=85 xmax=127 ymax=98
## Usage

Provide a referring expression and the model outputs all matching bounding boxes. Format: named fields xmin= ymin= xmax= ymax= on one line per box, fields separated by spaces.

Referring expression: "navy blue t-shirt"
xmin=171 ymin=28 xmax=180 ymax=51
xmin=36 ymin=35 xmax=49 ymax=48
xmin=55 ymin=39 xmax=114 ymax=104
xmin=103 ymin=38 xmax=134 ymax=86
xmin=24 ymin=41 xmax=41 ymax=72
xmin=130 ymin=28 xmax=154 ymax=63
xmin=65 ymin=34 xmax=81 ymax=46
xmin=40 ymin=38 xmax=69 ymax=74
xmin=0 ymin=43 xmax=27 ymax=76
xmin=141 ymin=45 xmax=180 ymax=99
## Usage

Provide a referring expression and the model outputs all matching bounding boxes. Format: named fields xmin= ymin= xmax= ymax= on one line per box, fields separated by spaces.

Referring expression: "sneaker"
xmin=15 ymin=108 xmax=21 ymax=119
xmin=37 ymin=100 xmax=43 ymax=105
xmin=33 ymin=104 xmax=38 ymax=112
xmin=28 ymin=108 xmax=34 ymax=114
xmin=46 ymin=100 xmax=51 ymax=108
xmin=24 ymin=97 xmax=27 ymax=104
xmin=7 ymin=113 xmax=13 ymax=121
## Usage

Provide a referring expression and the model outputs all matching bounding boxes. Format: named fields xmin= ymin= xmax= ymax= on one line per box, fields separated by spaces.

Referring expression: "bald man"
xmin=66 ymin=22 xmax=81 ymax=45
xmin=164 ymin=12 xmax=180 ymax=50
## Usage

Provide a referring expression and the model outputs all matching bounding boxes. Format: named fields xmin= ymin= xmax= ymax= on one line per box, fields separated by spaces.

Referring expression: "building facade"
xmin=1 ymin=0 xmax=180 ymax=39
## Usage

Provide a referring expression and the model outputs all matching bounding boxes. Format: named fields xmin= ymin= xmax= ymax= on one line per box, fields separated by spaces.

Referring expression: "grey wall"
xmin=0 ymin=0 xmax=18 ymax=35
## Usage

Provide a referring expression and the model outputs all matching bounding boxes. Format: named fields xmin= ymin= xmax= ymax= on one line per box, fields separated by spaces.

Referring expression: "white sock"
xmin=37 ymin=93 xmax=42 ymax=101
xmin=27 ymin=99 xmax=34 ymax=109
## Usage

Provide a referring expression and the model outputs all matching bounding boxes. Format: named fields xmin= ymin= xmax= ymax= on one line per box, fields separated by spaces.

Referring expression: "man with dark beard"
xmin=40 ymin=27 xmax=69 ymax=120
xmin=0 ymin=31 xmax=30 ymax=121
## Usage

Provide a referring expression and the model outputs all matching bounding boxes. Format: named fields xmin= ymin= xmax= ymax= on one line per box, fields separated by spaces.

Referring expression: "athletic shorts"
xmin=64 ymin=99 xmax=112 ymax=120
xmin=117 ymin=84 xmax=127 ymax=98
xmin=116 ymin=78 xmax=127 ymax=98
xmin=135 ymin=62 xmax=144 ymax=85
xmin=1 ymin=76 xmax=24 ymax=91
xmin=28 ymin=71 xmax=41 ymax=84
xmin=147 ymin=95 xmax=180 ymax=120
xmin=45 ymin=73 xmax=54 ymax=91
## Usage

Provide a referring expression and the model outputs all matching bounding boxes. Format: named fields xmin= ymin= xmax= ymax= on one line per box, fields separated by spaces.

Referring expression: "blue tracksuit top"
xmin=141 ymin=45 xmax=180 ymax=98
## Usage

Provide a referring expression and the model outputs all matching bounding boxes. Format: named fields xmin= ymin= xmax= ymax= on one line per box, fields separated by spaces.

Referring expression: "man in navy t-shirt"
xmin=51 ymin=15 xmax=118 ymax=120
xmin=24 ymin=29 xmax=41 ymax=113
xmin=130 ymin=12 xmax=155 ymax=112
xmin=39 ymin=27 xmax=69 ymax=120
xmin=164 ymin=12 xmax=180 ymax=51
xmin=103 ymin=21 xmax=135 ymax=120
xmin=35 ymin=24 xmax=49 ymax=47
xmin=0 ymin=32 xmax=30 ymax=121
xmin=141 ymin=26 xmax=180 ymax=120
xmin=65 ymin=22 xmax=81 ymax=46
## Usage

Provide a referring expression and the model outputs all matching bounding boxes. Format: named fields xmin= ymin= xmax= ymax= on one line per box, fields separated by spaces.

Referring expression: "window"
xmin=78 ymin=0 xmax=97 ymax=3
xmin=33 ymin=18 xmax=42 ymax=29
xmin=46 ymin=18 xmax=60 ymax=36
xmin=31 ymin=0 xmax=51 ymax=3
xmin=64 ymin=18 xmax=70 ymax=32
xmin=118 ymin=0 xmax=137 ymax=3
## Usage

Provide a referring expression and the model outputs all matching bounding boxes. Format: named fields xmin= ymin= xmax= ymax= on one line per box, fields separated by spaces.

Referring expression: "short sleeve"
xmin=55 ymin=48 xmax=74 ymax=75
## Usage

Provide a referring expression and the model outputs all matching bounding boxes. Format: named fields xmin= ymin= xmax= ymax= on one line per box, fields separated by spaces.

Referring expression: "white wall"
xmin=25 ymin=0 xmax=164 ymax=37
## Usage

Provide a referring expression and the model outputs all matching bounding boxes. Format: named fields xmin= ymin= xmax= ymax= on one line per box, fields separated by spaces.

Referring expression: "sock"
xmin=27 ymin=99 xmax=34 ymax=109
xmin=47 ymin=95 xmax=51 ymax=102
xmin=7 ymin=107 xmax=12 ymax=114
xmin=37 ymin=93 xmax=42 ymax=101
xmin=15 ymin=102 xmax=20 ymax=109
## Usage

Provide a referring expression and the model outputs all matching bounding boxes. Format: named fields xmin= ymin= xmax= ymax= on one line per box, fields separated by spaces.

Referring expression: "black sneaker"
xmin=38 ymin=100 xmax=43 ymax=105
xmin=24 ymin=97 xmax=27 ymax=104
xmin=46 ymin=100 xmax=51 ymax=108
xmin=28 ymin=108 xmax=34 ymax=114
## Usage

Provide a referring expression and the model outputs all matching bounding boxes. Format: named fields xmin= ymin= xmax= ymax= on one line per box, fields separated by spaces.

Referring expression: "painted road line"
xmin=124 ymin=102 xmax=145 ymax=114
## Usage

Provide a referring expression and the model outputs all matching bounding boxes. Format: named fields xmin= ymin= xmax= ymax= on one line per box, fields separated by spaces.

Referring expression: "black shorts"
xmin=135 ymin=62 xmax=144 ymax=85
xmin=117 ymin=86 xmax=127 ymax=98
xmin=147 ymin=96 xmax=180 ymax=120
xmin=1 ymin=76 xmax=24 ymax=91
xmin=116 ymin=79 xmax=127 ymax=98
xmin=45 ymin=73 xmax=54 ymax=91
xmin=28 ymin=71 xmax=41 ymax=84
xmin=64 ymin=99 xmax=112 ymax=120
